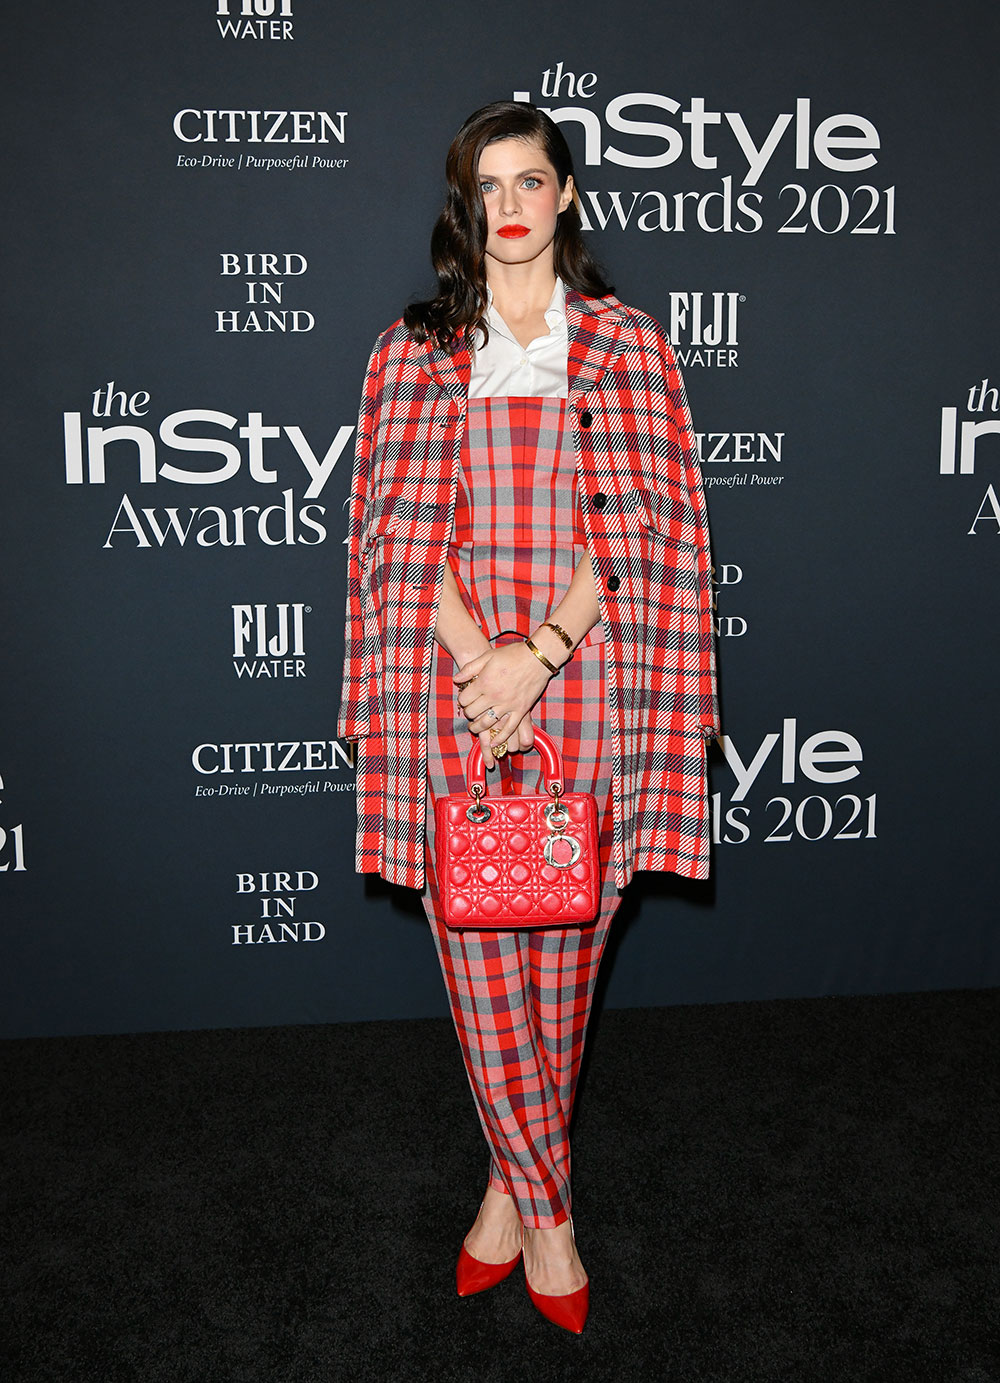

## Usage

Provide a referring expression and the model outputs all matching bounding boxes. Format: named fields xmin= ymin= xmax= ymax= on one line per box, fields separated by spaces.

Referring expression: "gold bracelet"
xmin=524 ymin=637 xmax=560 ymax=675
xmin=543 ymin=620 xmax=574 ymax=651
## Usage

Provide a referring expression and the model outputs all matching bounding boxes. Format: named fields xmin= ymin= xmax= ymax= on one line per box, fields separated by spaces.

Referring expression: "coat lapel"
xmin=418 ymin=338 xmax=471 ymax=402
xmin=417 ymin=292 xmax=623 ymax=401
xmin=566 ymin=292 xmax=626 ymax=397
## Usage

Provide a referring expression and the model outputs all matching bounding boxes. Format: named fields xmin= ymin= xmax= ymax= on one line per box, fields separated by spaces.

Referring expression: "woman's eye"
xmin=480 ymin=181 xmax=497 ymax=194
xmin=522 ymin=177 xmax=541 ymax=189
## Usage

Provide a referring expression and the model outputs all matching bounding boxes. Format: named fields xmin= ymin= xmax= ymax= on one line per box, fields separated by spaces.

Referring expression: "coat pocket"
xmin=361 ymin=494 xmax=451 ymax=554
xmin=633 ymin=487 xmax=699 ymax=552
xmin=363 ymin=493 xmax=452 ymax=596
xmin=361 ymin=493 xmax=399 ymax=550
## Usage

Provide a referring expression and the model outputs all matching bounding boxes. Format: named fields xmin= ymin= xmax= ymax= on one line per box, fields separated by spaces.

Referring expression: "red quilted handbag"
xmin=435 ymin=728 xmax=600 ymax=929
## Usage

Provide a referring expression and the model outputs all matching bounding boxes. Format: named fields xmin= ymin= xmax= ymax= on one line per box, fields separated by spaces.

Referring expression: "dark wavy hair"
xmin=404 ymin=101 xmax=612 ymax=353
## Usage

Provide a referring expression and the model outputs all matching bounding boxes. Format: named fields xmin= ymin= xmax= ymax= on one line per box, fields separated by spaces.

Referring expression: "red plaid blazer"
xmin=337 ymin=291 xmax=719 ymax=890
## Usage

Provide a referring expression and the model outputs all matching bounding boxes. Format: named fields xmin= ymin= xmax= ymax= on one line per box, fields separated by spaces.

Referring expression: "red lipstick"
xmin=497 ymin=225 xmax=530 ymax=239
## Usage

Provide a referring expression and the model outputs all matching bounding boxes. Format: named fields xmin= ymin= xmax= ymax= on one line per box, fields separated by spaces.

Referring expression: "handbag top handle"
xmin=465 ymin=727 xmax=564 ymax=796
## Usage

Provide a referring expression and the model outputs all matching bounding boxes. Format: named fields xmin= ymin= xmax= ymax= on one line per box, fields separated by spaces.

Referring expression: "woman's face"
xmin=477 ymin=137 xmax=574 ymax=270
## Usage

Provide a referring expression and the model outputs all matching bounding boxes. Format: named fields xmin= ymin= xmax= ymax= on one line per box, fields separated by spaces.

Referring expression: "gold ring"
xmin=456 ymin=675 xmax=478 ymax=691
xmin=492 ymin=741 xmax=508 ymax=757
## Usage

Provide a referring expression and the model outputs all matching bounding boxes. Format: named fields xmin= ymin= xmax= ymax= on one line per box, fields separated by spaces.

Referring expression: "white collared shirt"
xmin=468 ymin=277 xmax=569 ymax=398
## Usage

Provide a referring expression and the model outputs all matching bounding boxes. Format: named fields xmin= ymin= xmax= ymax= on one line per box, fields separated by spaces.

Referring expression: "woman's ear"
xmin=558 ymin=175 xmax=575 ymax=213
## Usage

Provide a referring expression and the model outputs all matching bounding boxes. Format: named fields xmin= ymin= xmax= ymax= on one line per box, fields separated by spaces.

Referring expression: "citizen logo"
xmin=192 ymin=740 xmax=354 ymax=774
xmin=174 ymin=109 xmax=345 ymax=144
xmin=698 ymin=432 xmax=785 ymax=490
xmin=233 ymin=603 xmax=309 ymax=678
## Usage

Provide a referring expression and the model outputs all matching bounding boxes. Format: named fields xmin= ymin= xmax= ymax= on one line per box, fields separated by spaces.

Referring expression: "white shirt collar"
xmin=484 ymin=277 xmax=566 ymax=341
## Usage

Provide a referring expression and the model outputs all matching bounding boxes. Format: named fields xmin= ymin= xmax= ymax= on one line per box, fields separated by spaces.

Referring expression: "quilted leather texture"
xmin=436 ymin=791 xmax=599 ymax=929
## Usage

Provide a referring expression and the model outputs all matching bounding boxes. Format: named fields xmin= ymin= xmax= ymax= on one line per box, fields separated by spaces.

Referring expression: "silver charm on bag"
xmin=543 ymin=784 xmax=581 ymax=868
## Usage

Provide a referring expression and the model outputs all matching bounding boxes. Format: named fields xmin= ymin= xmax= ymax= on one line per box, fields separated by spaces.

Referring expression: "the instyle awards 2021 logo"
xmin=713 ymin=718 xmax=877 ymax=846
xmin=62 ymin=380 xmax=354 ymax=549
xmin=940 ymin=378 xmax=1000 ymax=534
xmin=232 ymin=870 xmax=326 ymax=947
xmin=0 ymin=770 xmax=28 ymax=873
xmin=514 ymin=67 xmax=894 ymax=236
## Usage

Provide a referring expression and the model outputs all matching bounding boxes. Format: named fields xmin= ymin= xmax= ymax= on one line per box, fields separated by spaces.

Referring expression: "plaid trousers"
xmin=421 ymin=398 xmax=623 ymax=1228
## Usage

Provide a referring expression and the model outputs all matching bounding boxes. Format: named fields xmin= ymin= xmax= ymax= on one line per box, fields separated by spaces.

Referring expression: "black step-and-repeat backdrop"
xmin=3 ymin=1 xmax=998 ymax=1038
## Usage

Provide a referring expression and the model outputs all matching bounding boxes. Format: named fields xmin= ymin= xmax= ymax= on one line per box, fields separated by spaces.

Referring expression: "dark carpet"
xmin=2 ymin=989 xmax=998 ymax=1383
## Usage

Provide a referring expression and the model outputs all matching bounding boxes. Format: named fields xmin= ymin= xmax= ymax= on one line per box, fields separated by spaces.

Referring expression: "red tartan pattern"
xmin=339 ymin=292 xmax=719 ymax=890
xmin=423 ymin=614 xmax=620 ymax=1225
xmin=450 ymin=397 xmax=603 ymax=649
xmin=425 ymin=901 xmax=615 ymax=1228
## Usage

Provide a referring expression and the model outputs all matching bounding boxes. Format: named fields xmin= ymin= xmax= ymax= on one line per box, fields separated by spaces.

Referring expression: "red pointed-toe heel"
xmin=455 ymin=1241 xmax=522 ymax=1297
xmin=525 ymin=1276 xmax=589 ymax=1333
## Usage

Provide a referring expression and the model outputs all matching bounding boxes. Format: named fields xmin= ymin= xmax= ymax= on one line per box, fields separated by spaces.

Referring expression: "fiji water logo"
xmin=233 ymin=603 xmax=309 ymax=678
xmin=216 ymin=1 xmax=294 ymax=39
xmin=668 ymin=291 xmax=742 ymax=367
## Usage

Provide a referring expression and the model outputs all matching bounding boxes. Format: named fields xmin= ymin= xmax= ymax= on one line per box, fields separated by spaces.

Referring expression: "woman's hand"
xmin=477 ymin=709 xmax=536 ymax=770
xmin=454 ymin=642 xmax=554 ymax=769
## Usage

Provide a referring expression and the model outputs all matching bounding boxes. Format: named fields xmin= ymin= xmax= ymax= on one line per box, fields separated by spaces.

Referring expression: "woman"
xmin=338 ymin=101 xmax=718 ymax=1333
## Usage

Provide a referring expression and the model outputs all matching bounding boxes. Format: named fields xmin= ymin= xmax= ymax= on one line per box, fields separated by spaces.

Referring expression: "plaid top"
xmin=338 ymin=291 xmax=719 ymax=890
xmin=449 ymin=397 xmax=603 ymax=649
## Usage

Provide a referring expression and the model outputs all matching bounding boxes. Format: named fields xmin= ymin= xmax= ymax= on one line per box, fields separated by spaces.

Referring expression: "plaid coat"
xmin=337 ymin=291 xmax=719 ymax=891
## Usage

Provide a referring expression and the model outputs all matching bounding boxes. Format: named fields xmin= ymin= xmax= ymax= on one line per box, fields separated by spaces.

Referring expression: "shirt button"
xmin=580 ymin=410 xmax=593 ymax=427
xmin=607 ymin=575 xmax=620 ymax=592
xmin=592 ymin=492 xmax=607 ymax=510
